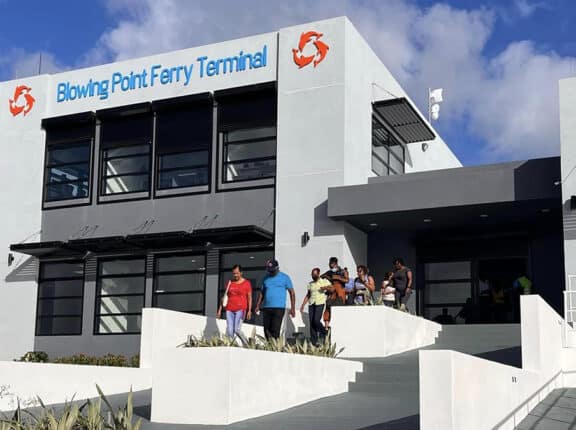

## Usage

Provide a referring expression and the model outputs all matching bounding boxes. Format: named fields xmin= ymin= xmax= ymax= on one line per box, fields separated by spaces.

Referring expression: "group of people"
xmin=217 ymin=256 xmax=414 ymax=345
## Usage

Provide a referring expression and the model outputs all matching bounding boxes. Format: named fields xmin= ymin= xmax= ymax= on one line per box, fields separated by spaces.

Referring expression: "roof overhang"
xmin=10 ymin=225 xmax=273 ymax=258
xmin=373 ymin=98 xmax=435 ymax=144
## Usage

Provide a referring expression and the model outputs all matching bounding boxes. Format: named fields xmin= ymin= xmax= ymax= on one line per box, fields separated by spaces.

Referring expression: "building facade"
xmin=4 ymin=16 xmax=566 ymax=360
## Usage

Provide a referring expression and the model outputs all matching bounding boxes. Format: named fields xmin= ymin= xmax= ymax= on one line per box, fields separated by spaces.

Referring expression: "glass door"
xmin=423 ymin=261 xmax=472 ymax=324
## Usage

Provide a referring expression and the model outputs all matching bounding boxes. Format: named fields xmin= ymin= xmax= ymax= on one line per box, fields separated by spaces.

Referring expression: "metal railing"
xmin=563 ymin=275 xmax=576 ymax=347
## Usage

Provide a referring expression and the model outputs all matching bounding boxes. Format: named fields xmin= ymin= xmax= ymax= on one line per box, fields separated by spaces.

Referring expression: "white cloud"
xmin=5 ymin=0 xmax=576 ymax=162
xmin=0 ymin=49 xmax=65 ymax=80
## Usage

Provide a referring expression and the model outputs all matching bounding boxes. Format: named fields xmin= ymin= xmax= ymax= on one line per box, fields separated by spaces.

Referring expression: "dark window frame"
xmin=152 ymin=253 xmax=207 ymax=315
xmin=42 ymin=117 xmax=95 ymax=209
xmin=94 ymin=256 xmax=147 ymax=335
xmin=36 ymin=260 xmax=85 ymax=336
xmin=97 ymin=105 xmax=153 ymax=202
xmin=371 ymin=114 xmax=406 ymax=176
xmin=220 ymin=127 xmax=277 ymax=184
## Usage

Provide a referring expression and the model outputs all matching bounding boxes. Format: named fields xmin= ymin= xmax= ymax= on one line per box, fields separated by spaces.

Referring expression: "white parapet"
xmin=420 ymin=295 xmax=569 ymax=430
xmin=0 ymin=361 xmax=151 ymax=411
xmin=330 ymin=305 xmax=442 ymax=358
xmin=150 ymin=347 xmax=362 ymax=425
xmin=139 ymin=308 xmax=264 ymax=368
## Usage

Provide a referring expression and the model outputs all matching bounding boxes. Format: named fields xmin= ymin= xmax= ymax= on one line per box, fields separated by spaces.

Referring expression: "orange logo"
xmin=292 ymin=31 xmax=329 ymax=69
xmin=9 ymin=85 xmax=36 ymax=117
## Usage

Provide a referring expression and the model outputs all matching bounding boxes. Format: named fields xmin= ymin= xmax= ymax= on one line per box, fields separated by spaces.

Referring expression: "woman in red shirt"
xmin=217 ymin=264 xmax=252 ymax=339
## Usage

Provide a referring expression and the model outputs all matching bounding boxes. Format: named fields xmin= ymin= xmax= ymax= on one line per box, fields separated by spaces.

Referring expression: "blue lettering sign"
xmin=55 ymin=45 xmax=268 ymax=103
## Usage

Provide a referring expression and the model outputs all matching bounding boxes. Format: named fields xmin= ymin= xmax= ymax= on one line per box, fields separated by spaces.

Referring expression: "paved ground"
xmin=129 ymin=324 xmax=522 ymax=430
xmin=516 ymin=389 xmax=576 ymax=430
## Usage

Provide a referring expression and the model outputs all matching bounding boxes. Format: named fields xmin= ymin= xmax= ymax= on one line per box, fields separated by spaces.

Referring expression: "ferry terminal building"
xmin=1 ymin=17 xmax=574 ymax=359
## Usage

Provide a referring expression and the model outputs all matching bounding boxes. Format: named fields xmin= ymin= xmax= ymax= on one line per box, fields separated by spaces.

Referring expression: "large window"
xmin=372 ymin=115 xmax=405 ymax=176
xmin=43 ymin=116 xmax=94 ymax=206
xmin=36 ymin=261 xmax=84 ymax=336
xmin=217 ymin=86 xmax=277 ymax=188
xmin=154 ymin=96 xmax=212 ymax=194
xmin=99 ymin=107 xmax=153 ymax=198
xmin=219 ymin=249 xmax=273 ymax=323
xmin=95 ymin=258 xmax=146 ymax=334
xmin=153 ymin=254 xmax=206 ymax=314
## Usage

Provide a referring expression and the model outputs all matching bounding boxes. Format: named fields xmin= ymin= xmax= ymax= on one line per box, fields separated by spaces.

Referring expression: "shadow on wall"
xmin=474 ymin=346 xmax=522 ymax=368
xmin=513 ymin=158 xmax=561 ymax=201
xmin=5 ymin=257 xmax=38 ymax=283
xmin=314 ymin=200 xmax=343 ymax=237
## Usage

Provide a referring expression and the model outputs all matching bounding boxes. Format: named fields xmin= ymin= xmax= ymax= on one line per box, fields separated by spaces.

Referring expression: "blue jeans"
xmin=226 ymin=310 xmax=244 ymax=339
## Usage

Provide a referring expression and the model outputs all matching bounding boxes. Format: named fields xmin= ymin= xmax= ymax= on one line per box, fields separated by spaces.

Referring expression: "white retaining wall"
xmin=139 ymin=308 xmax=265 ymax=368
xmin=330 ymin=305 xmax=441 ymax=358
xmin=150 ymin=347 xmax=362 ymax=425
xmin=420 ymin=295 xmax=570 ymax=430
xmin=0 ymin=361 xmax=151 ymax=411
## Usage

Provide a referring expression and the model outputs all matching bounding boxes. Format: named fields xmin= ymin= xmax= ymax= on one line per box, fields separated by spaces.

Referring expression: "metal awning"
xmin=10 ymin=225 xmax=273 ymax=258
xmin=373 ymin=98 xmax=435 ymax=144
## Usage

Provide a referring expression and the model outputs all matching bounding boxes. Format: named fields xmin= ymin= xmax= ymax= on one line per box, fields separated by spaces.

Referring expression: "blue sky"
xmin=0 ymin=0 xmax=574 ymax=166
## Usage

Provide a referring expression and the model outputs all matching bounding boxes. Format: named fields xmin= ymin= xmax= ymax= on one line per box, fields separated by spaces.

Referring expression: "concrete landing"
xmin=516 ymin=388 xmax=576 ymax=430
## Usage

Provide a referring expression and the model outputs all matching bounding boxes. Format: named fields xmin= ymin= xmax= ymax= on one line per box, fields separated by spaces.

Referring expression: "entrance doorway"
xmin=421 ymin=258 xmax=528 ymax=324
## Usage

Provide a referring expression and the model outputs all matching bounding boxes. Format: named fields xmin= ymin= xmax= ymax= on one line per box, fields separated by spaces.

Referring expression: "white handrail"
xmin=563 ymin=276 xmax=576 ymax=347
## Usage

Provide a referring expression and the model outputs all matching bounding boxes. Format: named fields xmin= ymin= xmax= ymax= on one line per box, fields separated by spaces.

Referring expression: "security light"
xmin=301 ymin=232 xmax=310 ymax=247
xmin=423 ymin=218 xmax=432 ymax=223
xmin=369 ymin=223 xmax=378 ymax=227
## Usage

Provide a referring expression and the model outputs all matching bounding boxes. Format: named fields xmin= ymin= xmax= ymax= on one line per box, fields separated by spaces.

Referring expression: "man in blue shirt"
xmin=255 ymin=259 xmax=296 ymax=340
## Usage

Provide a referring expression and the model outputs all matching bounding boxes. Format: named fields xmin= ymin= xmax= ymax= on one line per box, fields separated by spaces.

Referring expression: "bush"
xmin=16 ymin=351 xmax=49 ymax=363
xmin=183 ymin=334 xmax=344 ymax=358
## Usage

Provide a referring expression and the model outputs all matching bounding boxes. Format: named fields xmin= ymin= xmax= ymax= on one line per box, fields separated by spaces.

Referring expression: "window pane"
xmin=156 ymin=255 xmax=206 ymax=272
xmin=41 ymin=262 xmax=84 ymax=279
xmin=36 ymin=316 xmax=81 ymax=336
xmin=158 ymin=167 xmax=209 ymax=189
xmin=101 ymin=116 xmax=152 ymax=149
xmin=225 ymin=159 xmax=275 ymax=182
xmin=98 ymin=315 xmax=141 ymax=334
xmin=371 ymin=153 xmax=388 ymax=176
xmin=98 ymin=296 xmax=144 ymax=314
xmin=46 ymin=182 xmax=89 ymax=201
xmin=389 ymin=152 xmax=404 ymax=174
xmin=372 ymin=145 xmax=389 ymax=164
xmin=105 ymin=156 xmax=149 ymax=176
xmin=390 ymin=143 xmax=404 ymax=161
xmin=100 ymin=277 xmax=145 ymax=295
xmin=226 ymin=126 xmax=276 ymax=142
xmin=104 ymin=145 xmax=149 ymax=158
xmin=37 ymin=298 xmax=83 ymax=316
xmin=155 ymin=273 xmax=205 ymax=292
xmin=100 ymin=259 xmax=145 ymax=275
xmin=39 ymin=279 xmax=83 ymax=298
xmin=225 ymin=139 xmax=276 ymax=162
xmin=425 ymin=262 xmax=471 ymax=281
xmin=221 ymin=251 xmax=273 ymax=268
xmin=47 ymin=144 xmax=90 ymax=165
xmin=159 ymin=151 xmax=209 ymax=170
xmin=103 ymin=174 xmax=149 ymax=194
xmin=154 ymin=293 xmax=204 ymax=313
xmin=47 ymin=164 xmax=90 ymax=182
xmin=425 ymin=282 xmax=471 ymax=304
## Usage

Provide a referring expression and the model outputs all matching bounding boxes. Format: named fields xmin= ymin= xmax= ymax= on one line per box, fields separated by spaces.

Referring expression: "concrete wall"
xmin=151 ymin=347 xmax=362 ymax=425
xmin=559 ymin=78 xmax=576 ymax=284
xmin=0 ymin=361 xmax=151 ymax=411
xmin=331 ymin=305 xmax=441 ymax=358
xmin=420 ymin=295 xmax=568 ymax=430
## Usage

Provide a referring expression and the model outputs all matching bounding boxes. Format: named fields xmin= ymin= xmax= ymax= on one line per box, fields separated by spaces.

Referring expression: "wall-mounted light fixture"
xmin=422 ymin=142 xmax=429 ymax=152
xmin=571 ymin=196 xmax=576 ymax=211
xmin=301 ymin=232 xmax=310 ymax=247
xmin=7 ymin=253 xmax=14 ymax=266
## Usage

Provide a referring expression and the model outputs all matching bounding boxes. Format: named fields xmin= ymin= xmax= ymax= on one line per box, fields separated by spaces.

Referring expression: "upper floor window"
xmin=98 ymin=105 xmax=153 ymax=200
xmin=42 ymin=113 xmax=94 ymax=208
xmin=154 ymin=95 xmax=212 ymax=196
xmin=372 ymin=115 xmax=405 ymax=176
xmin=216 ymin=85 xmax=277 ymax=189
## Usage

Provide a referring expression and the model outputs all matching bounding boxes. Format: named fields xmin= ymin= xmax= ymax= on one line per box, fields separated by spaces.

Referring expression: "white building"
xmin=1 ymin=16 xmax=569 ymax=360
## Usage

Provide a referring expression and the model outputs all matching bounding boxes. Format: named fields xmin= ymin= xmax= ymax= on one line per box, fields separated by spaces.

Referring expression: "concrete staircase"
xmin=136 ymin=324 xmax=522 ymax=430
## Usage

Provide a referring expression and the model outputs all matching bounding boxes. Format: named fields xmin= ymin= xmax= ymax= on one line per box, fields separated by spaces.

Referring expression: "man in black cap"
xmin=255 ymin=259 xmax=296 ymax=340
xmin=321 ymin=257 xmax=348 ymax=328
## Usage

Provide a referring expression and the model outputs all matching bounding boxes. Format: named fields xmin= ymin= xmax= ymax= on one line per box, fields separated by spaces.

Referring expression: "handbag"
xmin=221 ymin=281 xmax=231 ymax=308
